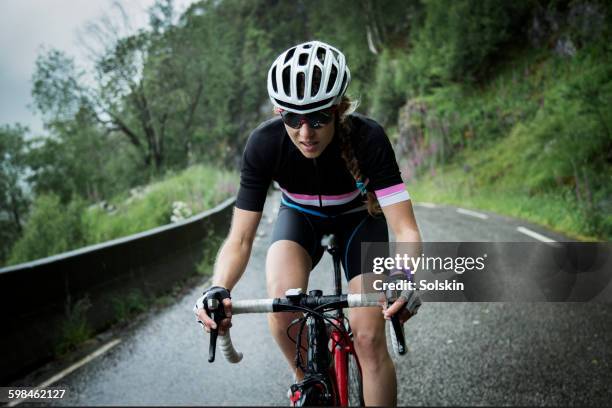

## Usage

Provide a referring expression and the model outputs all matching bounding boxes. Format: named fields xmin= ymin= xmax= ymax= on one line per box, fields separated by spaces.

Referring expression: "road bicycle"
xmin=204 ymin=234 xmax=408 ymax=406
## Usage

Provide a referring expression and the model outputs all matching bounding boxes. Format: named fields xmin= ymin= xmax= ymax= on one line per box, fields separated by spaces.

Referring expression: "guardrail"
xmin=0 ymin=197 xmax=235 ymax=384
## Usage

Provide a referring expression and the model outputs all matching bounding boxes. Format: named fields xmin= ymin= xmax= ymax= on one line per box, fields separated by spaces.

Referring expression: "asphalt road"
xmin=35 ymin=191 xmax=611 ymax=406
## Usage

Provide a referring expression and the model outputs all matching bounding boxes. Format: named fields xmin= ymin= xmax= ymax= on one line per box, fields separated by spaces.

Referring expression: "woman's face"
xmin=280 ymin=108 xmax=336 ymax=159
xmin=283 ymin=118 xmax=335 ymax=159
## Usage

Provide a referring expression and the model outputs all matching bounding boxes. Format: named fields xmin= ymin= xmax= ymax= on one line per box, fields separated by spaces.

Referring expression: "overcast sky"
xmin=0 ymin=0 xmax=194 ymax=136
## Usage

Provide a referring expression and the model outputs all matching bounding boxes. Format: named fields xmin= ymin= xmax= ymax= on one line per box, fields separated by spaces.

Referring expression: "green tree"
xmin=405 ymin=0 xmax=531 ymax=89
xmin=32 ymin=24 xmax=198 ymax=174
xmin=25 ymin=103 xmax=134 ymax=202
xmin=0 ymin=124 xmax=31 ymax=263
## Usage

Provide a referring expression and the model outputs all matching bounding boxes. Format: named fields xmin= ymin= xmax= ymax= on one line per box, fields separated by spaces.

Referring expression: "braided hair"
xmin=335 ymin=96 xmax=382 ymax=216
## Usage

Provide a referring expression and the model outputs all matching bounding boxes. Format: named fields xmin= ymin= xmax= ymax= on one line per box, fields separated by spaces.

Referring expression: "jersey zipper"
xmin=313 ymin=158 xmax=323 ymax=207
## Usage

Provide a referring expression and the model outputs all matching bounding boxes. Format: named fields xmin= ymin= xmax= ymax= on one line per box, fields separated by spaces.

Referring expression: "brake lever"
xmin=206 ymin=298 xmax=224 ymax=363
xmin=390 ymin=312 xmax=407 ymax=355
xmin=386 ymin=272 xmax=408 ymax=355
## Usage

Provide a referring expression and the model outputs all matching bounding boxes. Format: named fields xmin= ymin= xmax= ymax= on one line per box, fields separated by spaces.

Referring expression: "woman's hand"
xmin=382 ymin=289 xmax=422 ymax=324
xmin=383 ymin=299 xmax=412 ymax=324
xmin=194 ymin=286 xmax=233 ymax=335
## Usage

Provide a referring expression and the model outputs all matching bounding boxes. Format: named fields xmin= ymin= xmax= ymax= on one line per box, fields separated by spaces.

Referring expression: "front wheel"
xmin=347 ymin=352 xmax=364 ymax=406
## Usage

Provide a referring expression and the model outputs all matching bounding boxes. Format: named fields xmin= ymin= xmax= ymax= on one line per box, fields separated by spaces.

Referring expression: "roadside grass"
xmin=55 ymin=296 xmax=93 ymax=357
xmin=410 ymin=167 xmax=601 ymax=241
xmin=112 ymin=289 xmax=148 ymax=324
xmin=84 ymin=164 xmax=238 ymax=244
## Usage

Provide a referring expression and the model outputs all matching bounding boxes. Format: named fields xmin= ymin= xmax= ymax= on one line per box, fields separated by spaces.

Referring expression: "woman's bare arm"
xmin=211 ymin=207 xmax=262 ymax=290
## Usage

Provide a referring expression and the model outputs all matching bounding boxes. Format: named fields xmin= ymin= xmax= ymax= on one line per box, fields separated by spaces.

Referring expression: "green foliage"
xmin=25 ymin=106 xmax=133 ymax=203
xmin=3 ymin=164 xmax=236 ymax=266
xmin=410 ymin=171 xmax=604 ymax=241
xmin=399 ymin=44 xmax=612 ymax=239
xmin=401 ymin=0 xmax=531 ymax=90
xmin=31 ymin=49 xmax=84 ymax=122
xmin=0 ymin=124 xmax=30 ymax=263
xmin=369 ymin=50 xmax=408 ymax=126
xmin=8 ymin=194 xmax=86 ymax=265
xmin=308 ymin=0 xmax=421 ymax=109
xmin=112 ymin=289 xmax=148 ymax=323
xmin=83 ymin=165 xmax=237 ymax=245
xmin=55 ymin=296 xmax=93 ymax=356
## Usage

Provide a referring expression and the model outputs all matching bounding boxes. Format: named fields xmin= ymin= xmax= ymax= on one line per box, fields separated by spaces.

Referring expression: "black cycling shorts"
xmin=270 ymin=204 xmax=389 ymax=281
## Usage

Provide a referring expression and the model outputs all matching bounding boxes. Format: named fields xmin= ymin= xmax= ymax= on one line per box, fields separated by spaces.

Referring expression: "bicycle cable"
xmin=282 ymin=304 xmax=353 ymax=373
xmin=279 ymin=304 xmax=349 ymax=336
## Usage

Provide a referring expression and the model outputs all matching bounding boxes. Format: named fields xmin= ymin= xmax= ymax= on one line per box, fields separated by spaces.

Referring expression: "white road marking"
xmin=415 ymin=202 xmax=437 ymax=208
xmin=456 ymin=207 xmax=489 ymax=219
xmin=7 ymin=339 xmax=122 ymax=407
xmin=516 ymin=226 xmax=558 ymax=245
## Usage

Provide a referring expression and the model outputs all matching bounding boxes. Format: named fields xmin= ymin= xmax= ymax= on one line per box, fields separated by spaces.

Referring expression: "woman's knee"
xmin=354 ymin=326 xmax=387 ymax=352
xmin=351 ymin=313 xmax=389 ymax=367
xmin=354 ymin=330 xmax=390 ymax=373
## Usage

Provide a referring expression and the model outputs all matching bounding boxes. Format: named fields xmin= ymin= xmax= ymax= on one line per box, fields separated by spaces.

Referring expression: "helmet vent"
xmin=298 ymin=53 xmax=308 ymax=66
xmin=297 ymin=72 xmax=305 ymax=99
xmin=284 ymin=48 xmax=295 ymax=64
xmin=315 ymin=47 xmax=326 ymax=64
xmin=282 ymin=66 xmax=291 ymax=92
xmin=271 ymin=67 xmax=278 ymax=93
xmin=326 ymin=65 xmax=338 ymax=93
xmin=312 ymin=66 xmax=322 ymax=95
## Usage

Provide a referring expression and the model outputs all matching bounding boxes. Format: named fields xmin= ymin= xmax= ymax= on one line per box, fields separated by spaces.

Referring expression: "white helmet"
xmin=267 ymin=40 xmax=351 ymax=114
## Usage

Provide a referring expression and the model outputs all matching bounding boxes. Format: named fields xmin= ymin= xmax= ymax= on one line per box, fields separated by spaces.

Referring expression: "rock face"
xmin=395 ymin=99 xmax=440 ymax=182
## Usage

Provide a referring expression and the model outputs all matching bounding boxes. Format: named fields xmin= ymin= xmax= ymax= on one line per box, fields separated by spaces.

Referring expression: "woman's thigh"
xmin=266 ymin=241 xmax=311 ymax=297
xmin=270 ymin=206 xmax=324 ymax=270
xmin=338 ymin=213 xmax=389 ymax=281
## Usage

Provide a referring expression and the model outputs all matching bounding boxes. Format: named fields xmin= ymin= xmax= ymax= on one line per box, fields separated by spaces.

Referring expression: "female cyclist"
xmin=195 ymin=40 xmax=422 ymax=406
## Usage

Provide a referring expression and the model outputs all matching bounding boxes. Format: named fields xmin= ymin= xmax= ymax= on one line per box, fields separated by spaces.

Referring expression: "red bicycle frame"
xmin=328 ymin=316 xmax=360 ymax=406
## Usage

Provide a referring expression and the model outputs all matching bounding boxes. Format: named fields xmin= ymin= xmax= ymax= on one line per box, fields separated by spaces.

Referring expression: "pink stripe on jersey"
xmin=374 ymin=183 xmax=406 ymax=198
xmin=281 ymin=188 xmax=360 ymax=201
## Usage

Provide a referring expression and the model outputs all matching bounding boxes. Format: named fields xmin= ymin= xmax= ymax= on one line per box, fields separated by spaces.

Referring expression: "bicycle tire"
xmin=347 ymin=352 xmax=364 ymax=406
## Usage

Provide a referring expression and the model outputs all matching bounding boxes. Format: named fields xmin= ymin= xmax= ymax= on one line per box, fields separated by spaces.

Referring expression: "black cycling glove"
xmin=193 ymin=286 xmax=231 ymax=324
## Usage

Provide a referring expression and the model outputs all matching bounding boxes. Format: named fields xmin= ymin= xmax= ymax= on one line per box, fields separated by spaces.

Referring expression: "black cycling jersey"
xmin=236 ymin=113 xmax=410 ymax=216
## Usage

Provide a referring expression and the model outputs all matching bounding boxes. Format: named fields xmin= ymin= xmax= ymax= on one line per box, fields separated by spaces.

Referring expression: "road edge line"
xmin=7 ymin=339 xmax=122 ymax=407
xmin=456 ymin=207 xmax=489 ymax=219
xmin=516 ymin=226 xmax=560 ymax=246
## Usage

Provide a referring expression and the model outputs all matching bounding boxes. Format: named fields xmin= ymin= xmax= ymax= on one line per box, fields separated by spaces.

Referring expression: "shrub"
xmin=112 ymin=289 xmax=148 ymax=323
xmin=55 ymin=296 xmax=93 ymax=356
xmin=8 ymin=194 xmax=86 ymax=265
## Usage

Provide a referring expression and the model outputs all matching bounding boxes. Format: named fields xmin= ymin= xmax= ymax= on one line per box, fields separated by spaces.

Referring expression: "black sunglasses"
xmin=280 ymin=107 xmax=335 ymax=129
